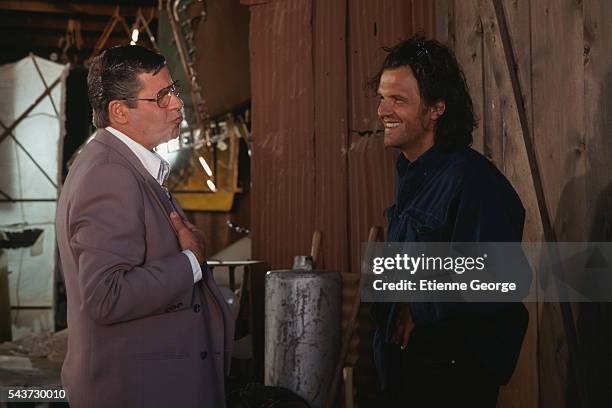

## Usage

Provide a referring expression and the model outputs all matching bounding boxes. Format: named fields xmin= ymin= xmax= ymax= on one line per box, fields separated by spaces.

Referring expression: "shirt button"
xmin=200 ymin=351 xmax=208 ymax=360
xmin=193 ymin=304 xmax=201 ymax=313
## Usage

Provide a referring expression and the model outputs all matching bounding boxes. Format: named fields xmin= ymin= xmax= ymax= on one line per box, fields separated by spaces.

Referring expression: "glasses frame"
xmin=122 ymin=80 xmax=181 ymax=108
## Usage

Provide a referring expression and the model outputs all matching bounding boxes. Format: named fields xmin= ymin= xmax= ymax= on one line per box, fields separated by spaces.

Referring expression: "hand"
xmin=170 ymin=212 xmax=206 ymax=264
xmin=391 ymin=303 xmax=414 ymax=349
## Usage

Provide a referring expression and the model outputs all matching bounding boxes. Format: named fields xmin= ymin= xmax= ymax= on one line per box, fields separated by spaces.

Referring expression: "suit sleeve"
xmin=69 ymin=162 xmax=194 ymax=325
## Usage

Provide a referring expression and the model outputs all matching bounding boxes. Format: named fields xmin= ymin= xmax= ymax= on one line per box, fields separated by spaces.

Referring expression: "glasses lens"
xmin=156 ymin=82 xmax=180 ymax=108
xmin=157 ymin=91 xmax=171 ymax=108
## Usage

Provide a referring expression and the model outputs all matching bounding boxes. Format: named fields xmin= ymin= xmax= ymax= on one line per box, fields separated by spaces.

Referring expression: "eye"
xmin=156 ymin=87 xmax=170 ymax=100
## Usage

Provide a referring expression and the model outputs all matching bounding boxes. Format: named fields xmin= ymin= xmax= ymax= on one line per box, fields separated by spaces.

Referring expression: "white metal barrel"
xmin=265 ymin=269 xmax=341 ymax=408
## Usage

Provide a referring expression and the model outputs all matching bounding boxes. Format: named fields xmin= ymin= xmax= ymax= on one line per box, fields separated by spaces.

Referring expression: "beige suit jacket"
xmin=56 ymin=129 xmax=234 ymax=408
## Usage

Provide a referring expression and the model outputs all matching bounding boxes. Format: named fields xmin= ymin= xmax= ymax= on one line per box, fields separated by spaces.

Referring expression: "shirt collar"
xmin=394 ymin=145 xmax=449 ymax=209
xmin=105 ymin=126 xmax=170 ymax=186
xmin=396 ymin=145 xmax=448 ymax=177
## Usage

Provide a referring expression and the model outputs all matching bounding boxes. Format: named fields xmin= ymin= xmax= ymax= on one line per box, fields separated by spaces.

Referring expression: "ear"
xmin=430 ymin=100 xmax=446 ymax=121
xmin=108 ymin=100 xmax=129 ymax=125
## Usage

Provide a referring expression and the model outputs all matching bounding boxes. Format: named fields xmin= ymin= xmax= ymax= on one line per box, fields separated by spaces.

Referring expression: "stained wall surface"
xmin=243 ymin=0 xmax=435 ymax=404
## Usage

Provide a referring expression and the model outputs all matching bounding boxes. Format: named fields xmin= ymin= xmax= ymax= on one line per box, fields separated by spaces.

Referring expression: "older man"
xmin=56 ymin=45 xmax=233 ymax=407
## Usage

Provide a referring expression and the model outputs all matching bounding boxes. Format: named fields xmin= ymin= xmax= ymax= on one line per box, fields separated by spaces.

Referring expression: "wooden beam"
xmin=491 ymin=1 xmax=586 ymax=407
xmin=0 ymin=1 xmax=156 ymax=17
xmin=0 ymin=14 xmax=127 ymax=33
xmin=0 ymin=24 xmax=129 ymax=37
xmin=491 ymin=0 xmax=554 ymax=243
xmin=434 ymin=0 xmax=449 ymax=44
xmin=0 ymin=32 xmax=133 ymax=49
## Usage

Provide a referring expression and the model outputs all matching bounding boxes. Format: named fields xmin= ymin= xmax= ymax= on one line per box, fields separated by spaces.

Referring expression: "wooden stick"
xmin=325 ymin=226 xmax=380 ymax=408
xmin=310 ymin=230 xmax=322 ymax=268
xmin=343 ymin=367 xmax=354 ymax=408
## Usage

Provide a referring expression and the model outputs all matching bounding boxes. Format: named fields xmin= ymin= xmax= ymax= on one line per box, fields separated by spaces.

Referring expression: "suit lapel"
xmin=94 ymin=129 xmax=177 ymax=230
xmin=170 ymin=194 xmax=187 ymax=219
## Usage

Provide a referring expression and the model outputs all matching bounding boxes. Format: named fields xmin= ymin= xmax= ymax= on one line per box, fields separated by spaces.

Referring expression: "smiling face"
xmin=377 ymin=66 xmax=437 ymax=161
xmin=110 ymin=66 xmax=183 ymax=150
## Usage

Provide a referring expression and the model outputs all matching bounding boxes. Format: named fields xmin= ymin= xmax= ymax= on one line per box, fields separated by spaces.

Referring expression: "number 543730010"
xmin=5 ymin=388 xmax=66 ymax=401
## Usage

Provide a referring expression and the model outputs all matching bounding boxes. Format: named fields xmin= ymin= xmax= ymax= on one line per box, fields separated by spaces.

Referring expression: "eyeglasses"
xmin=415 ymin=42 xmax=429 ymax=58
xmin=413 ymin=42 xmax=433 ymax=74
xmin=122 ymin=80 xmax=181 ymax=108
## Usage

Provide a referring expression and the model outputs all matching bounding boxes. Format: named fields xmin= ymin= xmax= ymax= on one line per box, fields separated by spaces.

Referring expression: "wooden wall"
xmin=244 ymin=0 xmax=434 ymax=273
xmin=243 ymin=1 xmax=434 ymax=405
xmin=439 ymin=0 xmax=612 ymax=407
xmin=244 ymin=0 xmax=612 ymax=406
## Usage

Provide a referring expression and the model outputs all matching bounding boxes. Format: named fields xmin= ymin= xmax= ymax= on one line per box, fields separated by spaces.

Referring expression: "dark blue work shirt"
xmin=371 ymin=146 xmax=529 ymax=388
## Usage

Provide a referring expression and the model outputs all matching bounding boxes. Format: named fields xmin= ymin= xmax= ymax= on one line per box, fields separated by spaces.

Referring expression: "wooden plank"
xmin=0 ymin=13 xmax=112 ymax=32
xmin=0 ymin=1 xmax=155 ymax=16
xmin=492 ymin=3 xmax=539 ymax=408
xmin=478 ymin=2 xmax=541 ymax=407
xmin=249 ymin=0 xmax=315 ymax=269
xmin=313 ymin=0 xmax=350 ymax=273
xmin=480 ymin=12 xmax=503 ymax=168
xmin=491 ymin=0 xmax=542 ymax=245
xmin=452 ymin=0 xmax=485 ymax=153
xmin=0 ymin=31 xmax=131 ymax=49
xmin=531 ymin=0 xmax=586 ymax=407
xmin=434 ymin=0 xmax=449 ymax=43
xmin=584 ymin=3 xmax=612 ymax=243
xmin=581 ymin=1 xmax=612 ymax=406
xmin=447 ymin=0 xmax=456 ymax=49
xmin=444 ymin=1 xmax=543 ymax=406
xmin=531 ymin=3 xmax=586 ymax=242
xmin=491 ymin=0 xmax=554 ymax=243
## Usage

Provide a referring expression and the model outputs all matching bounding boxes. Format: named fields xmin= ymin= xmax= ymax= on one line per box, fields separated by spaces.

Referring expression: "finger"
xmin=401 ymin=323 xmax=412 ymax=349
xmin=170 ymin=212 xmax=186 ymax=231
xmin=184 ymin=220 xmax=199 ymax=232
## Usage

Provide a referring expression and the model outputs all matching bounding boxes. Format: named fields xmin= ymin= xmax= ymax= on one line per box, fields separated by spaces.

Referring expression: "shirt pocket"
xmin=401 ymin=207 xmax=447 ymax=242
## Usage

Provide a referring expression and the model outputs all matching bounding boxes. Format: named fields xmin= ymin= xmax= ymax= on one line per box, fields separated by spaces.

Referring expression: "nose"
xmin=168 ymin=93 xmax=183 ymax=110
xmin=377 ymin=98 xmax=392 ymax=118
